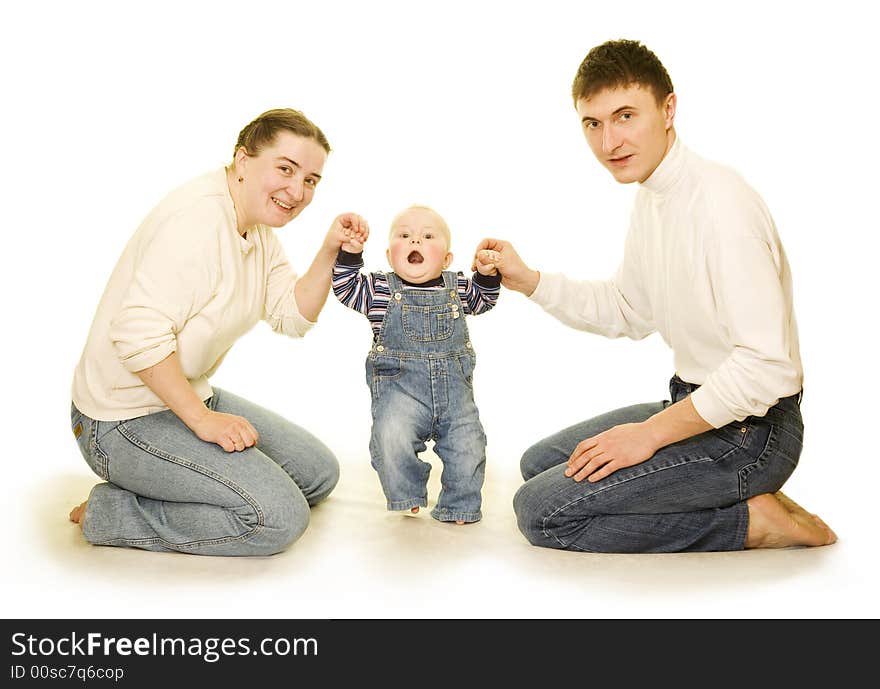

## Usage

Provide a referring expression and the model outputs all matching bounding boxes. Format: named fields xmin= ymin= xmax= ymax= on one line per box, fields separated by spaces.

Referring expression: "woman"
xmin=69 ymin=108 xmax=368 ymax=556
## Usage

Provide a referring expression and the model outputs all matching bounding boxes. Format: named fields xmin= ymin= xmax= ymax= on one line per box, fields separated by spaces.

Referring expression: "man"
xmin=476 ymin=39 xmax=836 ymax=552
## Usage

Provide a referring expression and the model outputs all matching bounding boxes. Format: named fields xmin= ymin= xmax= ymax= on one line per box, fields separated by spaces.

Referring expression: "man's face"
xmin=576 ymin=84 xmax=676 ymax=184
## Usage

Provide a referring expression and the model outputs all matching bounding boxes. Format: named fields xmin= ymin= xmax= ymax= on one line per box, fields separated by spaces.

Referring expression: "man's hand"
xmin=472 ymin=238 xmax=540 ymax=295
xmin=565 ymin=422 xmax=660 ymax=482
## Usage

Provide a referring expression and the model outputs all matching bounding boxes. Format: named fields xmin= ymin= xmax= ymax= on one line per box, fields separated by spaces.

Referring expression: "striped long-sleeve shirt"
xmin=333 ymin=250 xmax=501 ymax=337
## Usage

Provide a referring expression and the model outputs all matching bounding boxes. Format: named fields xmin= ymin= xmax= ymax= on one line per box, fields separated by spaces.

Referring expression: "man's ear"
xmin=664 ymin=93 xmax=677 ymax=130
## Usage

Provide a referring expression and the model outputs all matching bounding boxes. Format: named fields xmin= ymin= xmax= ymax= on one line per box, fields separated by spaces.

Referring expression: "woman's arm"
xmin=136 ymin=352 xmax=258 ymax=453
xmin=295 ymin=213 xmax=370 ymax=321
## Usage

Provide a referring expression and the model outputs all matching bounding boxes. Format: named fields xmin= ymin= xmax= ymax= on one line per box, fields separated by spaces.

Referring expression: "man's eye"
xmin=585 ymin=121 xmax=598 ymax=130
xmin=305 ymin=178 xmax=317 ymax=188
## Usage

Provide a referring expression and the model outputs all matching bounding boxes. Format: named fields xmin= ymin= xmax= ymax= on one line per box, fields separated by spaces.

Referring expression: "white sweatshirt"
xmin=531 ymin=136 xmax=802 ymax=428
xmin=72 ymin=168 xmax=314 ymax=421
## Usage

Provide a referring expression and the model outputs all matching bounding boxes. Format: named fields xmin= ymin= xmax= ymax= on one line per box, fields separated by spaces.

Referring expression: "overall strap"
xmin=385 ymin=271 xmax=402 ymax=292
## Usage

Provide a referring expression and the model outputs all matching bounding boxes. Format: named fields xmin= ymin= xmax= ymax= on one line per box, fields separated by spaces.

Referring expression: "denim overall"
xmin=365 ymin=271 xmax=486 ymax=523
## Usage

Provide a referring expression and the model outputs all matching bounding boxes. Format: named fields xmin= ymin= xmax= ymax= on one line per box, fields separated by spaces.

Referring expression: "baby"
xmin=331 ymin=205 xmax=501 ymax=524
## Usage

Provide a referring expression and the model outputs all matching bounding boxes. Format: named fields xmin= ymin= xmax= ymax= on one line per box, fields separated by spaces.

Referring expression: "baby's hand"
xmin=474 ymin=249 xmax=500 ymax=276
xmin=325 ymin=213 xmax=370 ymax=254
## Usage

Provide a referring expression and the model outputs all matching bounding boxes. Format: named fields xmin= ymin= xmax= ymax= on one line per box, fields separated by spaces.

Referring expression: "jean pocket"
xmin=70 ymin=404 xmax=111 ymax=480
xmin=711 ymin=419 xmax=753 ymax=449
xmin=369 ymin=355 xmax=402 ymax=398
xmin=457 ymin=353 xmax=476 ymax=387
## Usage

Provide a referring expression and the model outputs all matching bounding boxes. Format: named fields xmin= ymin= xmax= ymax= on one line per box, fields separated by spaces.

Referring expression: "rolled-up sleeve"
xmin=262 ymin=233 xmax=315 ymax=338
xmin=691 ymin=217 xmax=802 ymax=428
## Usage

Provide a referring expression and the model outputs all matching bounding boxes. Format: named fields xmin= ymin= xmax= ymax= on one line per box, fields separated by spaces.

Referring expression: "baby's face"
xmin=386 ymin=208 xmax=452 ymax=283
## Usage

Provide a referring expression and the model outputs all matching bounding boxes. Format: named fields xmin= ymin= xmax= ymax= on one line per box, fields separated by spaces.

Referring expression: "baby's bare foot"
xmin=69 ymin=500 xmax=87 ymax=531
xmin=745 ymin=492 xmax=837 ymax=548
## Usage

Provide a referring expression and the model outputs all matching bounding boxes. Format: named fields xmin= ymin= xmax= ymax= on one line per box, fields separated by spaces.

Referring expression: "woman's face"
xmin=234 ymin=131 xmax=327 ymax=229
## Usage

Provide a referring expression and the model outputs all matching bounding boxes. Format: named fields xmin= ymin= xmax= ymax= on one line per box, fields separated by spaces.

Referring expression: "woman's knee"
xmin=307 ymin=448 xmax=339 ymax=506
xmin=243 ymin=481 xmax=311 ymax=556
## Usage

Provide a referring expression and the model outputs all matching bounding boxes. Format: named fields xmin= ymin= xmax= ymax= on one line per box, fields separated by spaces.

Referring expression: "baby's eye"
xmin=424 ymin=233 xmax=434 ymax=239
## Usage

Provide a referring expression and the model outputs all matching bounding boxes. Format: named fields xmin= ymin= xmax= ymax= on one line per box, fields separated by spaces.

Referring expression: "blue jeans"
xmin=513 ymin=375 xmax=802 ymax=553
xmin=70 ymin=388 xmax=339 ymax=556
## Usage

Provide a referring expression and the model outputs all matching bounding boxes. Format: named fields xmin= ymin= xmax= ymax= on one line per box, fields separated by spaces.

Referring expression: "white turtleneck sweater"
xmin=72 ymin=168 xmax=315 ymax=421
xmin=530 ymin=136 xmax=802 ymax=428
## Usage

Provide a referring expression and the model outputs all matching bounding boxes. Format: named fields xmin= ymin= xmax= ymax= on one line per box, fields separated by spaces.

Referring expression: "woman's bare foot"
xmin=69 ymin=500 xmax=87 ymax=531
xmin=455 ymin=520 xmax=465 ymax=525
xmin=410 ymin=506 xmax=419 ymax=514
xmin=745 ymin=492 xmax=837 ymax=548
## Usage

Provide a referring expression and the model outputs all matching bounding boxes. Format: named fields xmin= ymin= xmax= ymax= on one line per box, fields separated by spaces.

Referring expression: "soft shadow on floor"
xmin=34 ymin=463 xmax=838 ymax=604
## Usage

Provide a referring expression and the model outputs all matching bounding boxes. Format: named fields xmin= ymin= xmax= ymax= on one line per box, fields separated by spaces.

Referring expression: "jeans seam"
xmin=737 ymin=423 xmax=782 ymax=500
xmin=540 ymin=455 xmax=716 ymax=548
xmin=109 ymin=423 xmax=267 ymax=549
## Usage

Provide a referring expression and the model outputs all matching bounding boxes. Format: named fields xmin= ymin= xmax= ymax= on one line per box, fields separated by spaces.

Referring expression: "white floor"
xmin=9 ymin=432 xmax=869 ymax=620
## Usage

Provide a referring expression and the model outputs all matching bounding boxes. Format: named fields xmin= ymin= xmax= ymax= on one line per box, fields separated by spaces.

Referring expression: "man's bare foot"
xmin=69 ymin=500 xmax=87 ymax=531
xmin=745 ymin=492 xmax=837 ymax=548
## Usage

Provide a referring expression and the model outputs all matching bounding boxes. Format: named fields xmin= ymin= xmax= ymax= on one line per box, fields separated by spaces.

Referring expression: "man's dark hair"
xmin=571 ymin=39 xmax=674 ymax=106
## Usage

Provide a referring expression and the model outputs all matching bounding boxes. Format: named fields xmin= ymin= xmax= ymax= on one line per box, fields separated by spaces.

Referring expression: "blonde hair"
xmin=389 ymin=205 xmax=451 ymax=248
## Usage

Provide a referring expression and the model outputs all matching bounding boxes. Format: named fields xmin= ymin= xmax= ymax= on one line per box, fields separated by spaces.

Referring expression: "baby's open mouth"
xmin=407 ymin=250 xmax=423 ymax=264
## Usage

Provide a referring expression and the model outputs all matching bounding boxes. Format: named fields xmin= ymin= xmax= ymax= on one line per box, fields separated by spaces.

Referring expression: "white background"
xmin=2 ymin=0 xmax=877 ymax=618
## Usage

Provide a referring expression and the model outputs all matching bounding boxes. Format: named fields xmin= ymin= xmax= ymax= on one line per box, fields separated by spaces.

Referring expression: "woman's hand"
xmin=190 ymin=409 xmax=259 ymax=453
xmin=323 ymin=213 xmax=370 ymax=254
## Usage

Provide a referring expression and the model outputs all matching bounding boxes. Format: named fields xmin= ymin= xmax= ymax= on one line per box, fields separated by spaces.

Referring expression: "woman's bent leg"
xmin=77 ymin=407 xmax=312 ymax=556
xmin=209 ymin=388 xmax=339 ymax=506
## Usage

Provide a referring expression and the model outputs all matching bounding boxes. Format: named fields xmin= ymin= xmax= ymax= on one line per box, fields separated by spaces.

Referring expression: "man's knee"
xmin=520 ymin=440 xmax=554 ymax=481
xmin=513 ymin=481 xmax=546 ymax=546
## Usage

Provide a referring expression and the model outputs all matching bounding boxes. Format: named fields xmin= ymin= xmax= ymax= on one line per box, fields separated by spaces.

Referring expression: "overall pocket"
xmin=402 ymin=304 xmax=454 ymax=342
